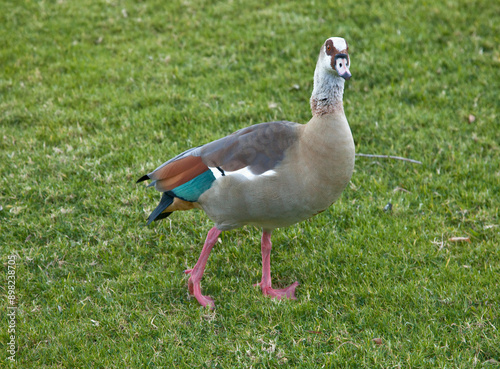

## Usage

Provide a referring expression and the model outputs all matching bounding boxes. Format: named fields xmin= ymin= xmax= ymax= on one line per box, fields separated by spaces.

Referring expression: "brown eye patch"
xmin=325 ymin=39 xmax=334 ymax=55
xmin=325 ymin=39 xmax=343 ymax=56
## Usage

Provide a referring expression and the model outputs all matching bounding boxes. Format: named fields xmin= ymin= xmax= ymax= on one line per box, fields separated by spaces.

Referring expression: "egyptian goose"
xmin=137 ymin=37 xmax=355 ymax=308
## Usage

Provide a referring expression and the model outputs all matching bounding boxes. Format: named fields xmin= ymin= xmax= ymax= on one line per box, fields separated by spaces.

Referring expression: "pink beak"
xmin=335 ymin=55 xmax=351 ymax=80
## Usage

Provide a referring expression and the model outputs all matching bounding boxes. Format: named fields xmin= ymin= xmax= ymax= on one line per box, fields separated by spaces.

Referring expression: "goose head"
xmin=317 ymin=37 xmax=351 ymax=80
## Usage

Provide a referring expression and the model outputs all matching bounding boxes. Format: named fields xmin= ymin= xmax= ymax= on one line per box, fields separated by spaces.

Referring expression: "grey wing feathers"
xmin=198 ymin=121 xmax=301 ymax=174
xmin=144 ymin=120 xmax=301 ymax=185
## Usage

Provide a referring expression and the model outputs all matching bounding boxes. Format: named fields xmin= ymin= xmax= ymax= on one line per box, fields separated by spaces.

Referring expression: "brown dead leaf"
xmin=372 ymin=338 xmax=383 ymax=346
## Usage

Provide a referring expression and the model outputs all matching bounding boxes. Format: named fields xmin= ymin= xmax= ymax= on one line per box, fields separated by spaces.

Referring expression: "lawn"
xmin=1 ymin=0 xmax=499 ymax=367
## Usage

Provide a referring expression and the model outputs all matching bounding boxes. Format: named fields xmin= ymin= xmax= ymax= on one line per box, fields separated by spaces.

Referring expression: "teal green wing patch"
xmin=172 ymin=170 xmax=216 ymax=202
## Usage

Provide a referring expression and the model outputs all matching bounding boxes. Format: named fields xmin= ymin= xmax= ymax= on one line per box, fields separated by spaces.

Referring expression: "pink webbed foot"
xmin=255 ymin=281 xmax=300 ymax=300
xmin=255 ymin=230 xmax=300 ymax=301
xmin=185 ymin=268 xmax=215 ymax=308
xmin=187 ymin=277 xmax=215 ymax=309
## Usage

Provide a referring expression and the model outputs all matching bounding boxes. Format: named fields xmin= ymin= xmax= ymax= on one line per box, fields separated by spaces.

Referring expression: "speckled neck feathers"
xmin=310 ymin=65 xmax=345 ymax=117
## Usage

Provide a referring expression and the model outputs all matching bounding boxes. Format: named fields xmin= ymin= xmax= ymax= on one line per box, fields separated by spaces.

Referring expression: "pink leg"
xmin=255 ymin=230 xmax=299 ymax=300
xmin=184 ymin=226 xmax=221 ymax=308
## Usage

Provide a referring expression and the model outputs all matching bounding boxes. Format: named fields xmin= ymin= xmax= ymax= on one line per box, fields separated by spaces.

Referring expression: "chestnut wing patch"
xmin=150 ymin=155 xmax=208 ymax=192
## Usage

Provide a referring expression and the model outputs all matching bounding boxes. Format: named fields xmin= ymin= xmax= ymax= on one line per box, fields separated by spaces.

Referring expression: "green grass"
xmin=1 ymin=0 xmax=499 ymax=367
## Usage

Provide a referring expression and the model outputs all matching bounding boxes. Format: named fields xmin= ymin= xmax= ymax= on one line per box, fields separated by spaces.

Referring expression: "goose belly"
xmin=197 ymin=167 xmax=346 ymax=231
